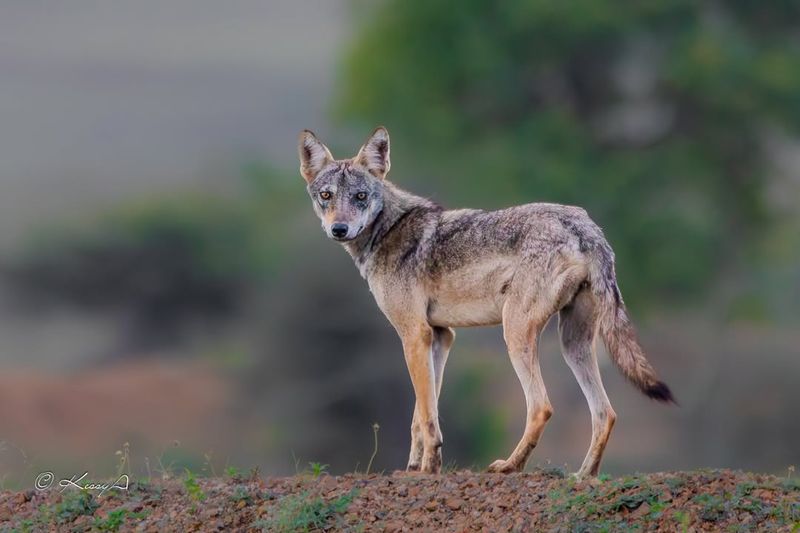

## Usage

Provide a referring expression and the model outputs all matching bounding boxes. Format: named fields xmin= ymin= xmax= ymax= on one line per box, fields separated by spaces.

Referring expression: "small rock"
xmin=407 ymin=510 xmax=424 ymax=525
xmin=319 ymin=476 xmax=337 ymax=491
xmin=203 ymin=508 xmax=222 ymax=519
xmin=631 ymin=501 xmax=650 ymax=518
xmin=384 ymin=520 xmax=404 ymax=533
xmin=425 ymin=499 xmax=439 ymax=511
xmin=755 ymin=489 xmax=774 ymax=500
xmin=445 ymin=498 xmax=465 ymax=511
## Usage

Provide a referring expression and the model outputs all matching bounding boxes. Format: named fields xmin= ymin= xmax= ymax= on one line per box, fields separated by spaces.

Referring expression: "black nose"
xmin=331 ymin=223 xmax=348 ymax=238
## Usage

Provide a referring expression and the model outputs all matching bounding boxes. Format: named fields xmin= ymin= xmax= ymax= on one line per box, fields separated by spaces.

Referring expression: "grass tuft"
xmin=256 ymin=489 xmax=359 ymax=532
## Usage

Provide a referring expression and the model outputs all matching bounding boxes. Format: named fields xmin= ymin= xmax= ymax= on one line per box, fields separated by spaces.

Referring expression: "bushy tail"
xmin=589 ymin=247 xmax=676 ymax=403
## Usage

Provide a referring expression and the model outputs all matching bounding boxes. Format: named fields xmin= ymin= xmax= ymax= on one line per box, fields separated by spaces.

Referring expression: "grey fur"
xmin=298 ymin=127 xmax=673 ymax=476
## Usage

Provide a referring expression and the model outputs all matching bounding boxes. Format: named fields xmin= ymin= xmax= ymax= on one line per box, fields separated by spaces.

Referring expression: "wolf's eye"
xmin=319 ymin=191 xmax=331 ymax=201
xmin=356 ymin=192 xmax=368 ymax=201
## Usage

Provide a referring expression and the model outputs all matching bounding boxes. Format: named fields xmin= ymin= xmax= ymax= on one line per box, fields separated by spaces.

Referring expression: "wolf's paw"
xmin=420 ymin=448 xmax=442 ymax=474
xmin=572 ymin=469 xmax=595 ymax=482
xmin=419 ymin=459 xmax=441 ymax=474
xmin=486 ymin=459 xmax=520 ymax=474
xmin=406 ymin=463 xmax=421 ymax=472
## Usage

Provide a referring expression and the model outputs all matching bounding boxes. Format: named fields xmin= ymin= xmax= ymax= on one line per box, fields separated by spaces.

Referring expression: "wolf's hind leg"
xmin=488 ymin=300 xmax=552 ymax=473
xmin=559 ymin=288 xmax=616 ymax=478
xmin=408 ymin=327 xmax=454 ymax=471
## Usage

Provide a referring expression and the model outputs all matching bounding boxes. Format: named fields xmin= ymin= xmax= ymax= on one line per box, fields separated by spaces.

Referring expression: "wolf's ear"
xmin=355 ymin=126 xmax=390 ymax=179
xmin=298 ymin=130 xmax=334 ymax=183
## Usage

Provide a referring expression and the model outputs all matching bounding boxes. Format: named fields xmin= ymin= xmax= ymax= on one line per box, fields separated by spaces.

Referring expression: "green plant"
xmin=231 ymin=486 xmax=253 ymax=505
xmin=782 ymin=477 xmax=800 ymax=491
xmin=15 ymin=518 xmax=35 ymax=533
xmin=307 ymin=462 xmax=329 ymax=479
xmin=226 ymin=466 xmax=241 ymax=478
xmin=603 ymin=488 xmax=658 ymax=513
xmin=93 ymin=508 xmax=149 ymax=532
xmin=673 ymin=510 xmax=691 ymax=533
xmin=257 ymin=489 xmax=358 ymax=533
xmin=183 ymin=469 xmax=206 ymax=502
xmin=694 ymin=493 xmax=726 ymax=522
xmin=647 ymin=501 xmax=667 ymax=521
xmin=50 ymin=490 xmax=99 ymax=524
xmin=664 ymin=476 xmax=686 ymax=495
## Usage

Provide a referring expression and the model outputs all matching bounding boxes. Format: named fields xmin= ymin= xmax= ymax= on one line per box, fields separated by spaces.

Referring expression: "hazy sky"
xmin=0 ymin=1 xmax=347 ymax=246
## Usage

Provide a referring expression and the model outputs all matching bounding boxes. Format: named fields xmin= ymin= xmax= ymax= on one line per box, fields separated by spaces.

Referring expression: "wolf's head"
xmin=298 ymin=127 xmax=390 ymax=242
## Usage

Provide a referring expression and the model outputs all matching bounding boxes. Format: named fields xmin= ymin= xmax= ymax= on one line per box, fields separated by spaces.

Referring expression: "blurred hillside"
xmin=0 ymin=1 xmax=798 ymax=487
xmin=0 ymin=1 xmax=347 ymax=249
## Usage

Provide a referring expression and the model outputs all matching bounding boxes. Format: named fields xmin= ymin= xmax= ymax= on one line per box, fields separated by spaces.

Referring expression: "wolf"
xmin=297 ymin=126 xmax=674 ymax=477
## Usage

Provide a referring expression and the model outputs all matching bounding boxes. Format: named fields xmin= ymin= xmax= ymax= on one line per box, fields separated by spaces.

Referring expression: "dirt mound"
xmin=1 ymin=469 xmax=797 ymax=531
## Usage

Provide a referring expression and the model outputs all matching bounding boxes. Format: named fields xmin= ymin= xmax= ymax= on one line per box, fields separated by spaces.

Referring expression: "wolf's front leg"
xmin=400 ymin=324 xmax=442 ymax=474
xmin=407 ymin=404 xmax=424 ymax=471
xmin=407 ymin=326 xmax=454 ymax=471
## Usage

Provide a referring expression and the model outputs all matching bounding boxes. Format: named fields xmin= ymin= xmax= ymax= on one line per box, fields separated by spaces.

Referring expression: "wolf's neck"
xmin=344 ymin=181 xmax=436 ymax=277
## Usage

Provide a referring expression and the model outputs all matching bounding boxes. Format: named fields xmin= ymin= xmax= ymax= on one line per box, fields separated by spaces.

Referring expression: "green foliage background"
xmin=339 ymin=0 xmax=800 ymax=310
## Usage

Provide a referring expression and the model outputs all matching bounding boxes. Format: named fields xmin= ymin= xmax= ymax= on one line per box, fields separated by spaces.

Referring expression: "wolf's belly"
xmin=425 ymin=257 xmax=514 ymax=327
xmin=426 ymin=296 xmax=504 ymax=327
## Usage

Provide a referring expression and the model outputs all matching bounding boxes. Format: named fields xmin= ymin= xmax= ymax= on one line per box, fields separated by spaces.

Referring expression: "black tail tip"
xmin=644 ymin=381 xmax=677 ymax=404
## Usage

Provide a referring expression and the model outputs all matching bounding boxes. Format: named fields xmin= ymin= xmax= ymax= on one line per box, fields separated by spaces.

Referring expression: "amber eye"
xmin=356 ymin=192 xmax=368 ymax=201
xmin=319 ymin=191 xmax=332 ymax=201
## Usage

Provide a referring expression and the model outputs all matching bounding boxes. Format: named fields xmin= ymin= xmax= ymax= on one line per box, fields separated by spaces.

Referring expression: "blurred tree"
xmin=2 ymin=195 xmax=257 ymax=353
xmin=0 ymin=164 xmax=306 ymax=355
xmin=339 ymin=0 xmax=800 ymax=309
